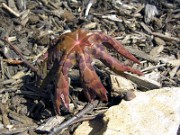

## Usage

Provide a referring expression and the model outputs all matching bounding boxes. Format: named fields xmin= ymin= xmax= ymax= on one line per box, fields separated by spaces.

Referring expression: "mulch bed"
xmin=0 ymin=0 xmax=179 ymax=134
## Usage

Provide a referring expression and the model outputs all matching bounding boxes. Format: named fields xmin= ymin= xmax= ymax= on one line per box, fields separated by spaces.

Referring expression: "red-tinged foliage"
xmin=45 ymin=29 xmax=143 ymax=114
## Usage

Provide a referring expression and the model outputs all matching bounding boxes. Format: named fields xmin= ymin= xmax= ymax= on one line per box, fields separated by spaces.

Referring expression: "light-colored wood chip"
xmin=124 ymin=72 xmax=161 ymax=90
xmin=37 ymin=116 xmax=65 ymax=132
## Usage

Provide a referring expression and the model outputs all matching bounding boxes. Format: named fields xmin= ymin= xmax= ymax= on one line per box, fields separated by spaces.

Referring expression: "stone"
xmin=74 ymin=87 xmax=180 ymax=135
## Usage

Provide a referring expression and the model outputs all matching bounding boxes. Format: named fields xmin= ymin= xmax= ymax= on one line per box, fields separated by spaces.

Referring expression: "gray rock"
xmin=74 ymin=87 xmax=180 ymax=135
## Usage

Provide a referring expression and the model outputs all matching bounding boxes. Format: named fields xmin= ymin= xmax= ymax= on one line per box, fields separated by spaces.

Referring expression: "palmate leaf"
xmin=44 ymin=29 xmax=143 ymax=114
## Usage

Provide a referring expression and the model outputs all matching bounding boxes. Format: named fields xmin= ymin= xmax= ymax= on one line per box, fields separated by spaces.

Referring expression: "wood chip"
xmin=140 ymin=22 xmax=152 ymax=34
xmin=150 ymin=45 xmax=164 ymax=57
xmin=110 ymin=74 xmax=136 ymax=101
xmin=125 ymin=46 xmax=158 ymax=62
xmin=11 ymin=71 xmax=27 ymax=79
xmin=2 ymin=3 xmax=20 ymax=17
xmin=168 ymin=59 xmax=180 ymax=67
xmin=0 ymin=124 xmax=37 ymax=134
xmin=110 ymin=75 xmax=135 ymax=92
xmin=169 ymin=66 xmax=179 ymax=79
xmin=8 ymin=110 xmax=34 ymax=125
xmin=154 ymin=37 xmax=166 ymax=46
xmin=0 ymin=103 xmax=10 ymax=126
xmin=152 ymin=32 xmax=180 ymax=42
xmin=124 ymin=72 xmax=161 ymax=90
xmin=37 ymin=116 xmax=65 ymax=132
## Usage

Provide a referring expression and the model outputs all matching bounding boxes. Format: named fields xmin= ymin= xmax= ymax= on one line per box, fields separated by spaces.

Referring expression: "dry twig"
xmin=2 ymin=3 xmax=20 ymax=17
xmin=49 ymin=100 xmax=99 ymax=134
xmin=0 ymin=37 xmax=42 ymax=78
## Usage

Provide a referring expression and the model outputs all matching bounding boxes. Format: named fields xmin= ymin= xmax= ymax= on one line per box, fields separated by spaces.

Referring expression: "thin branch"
xmin=49 ymin=100 xmax=99 ymax=135
xmin=2 ymin=3 xmax=20 ymax=17
xmin=0 ymin=37 xmax=42 ymax=78
xmin=85 ymin=0 xmax=94 ymax=17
